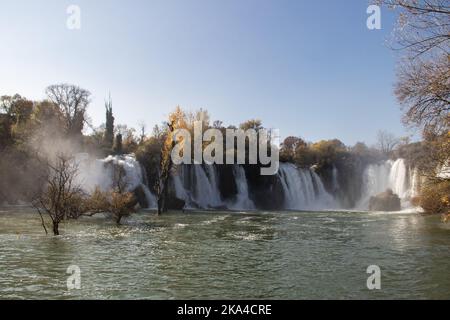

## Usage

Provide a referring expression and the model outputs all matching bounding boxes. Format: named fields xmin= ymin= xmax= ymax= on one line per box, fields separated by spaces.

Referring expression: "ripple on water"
xmin=0 ymin=208 xmax=449 ymax=299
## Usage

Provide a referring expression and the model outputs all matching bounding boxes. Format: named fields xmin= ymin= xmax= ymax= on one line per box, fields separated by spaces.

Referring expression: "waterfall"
xmin=389 ymin=159 xmax=408 ymax=198
xmin=358 ymin=158 xmax=417 ymax=210
xmin=192 ymin=165 xmax=222 ymax=208
xmin=172 ymin=164 xmax=255 ymax=210
xmin=331 ymin=165 xmax=340 ymax=192
xmin=278 ymin=163 xmax=336 ymax=210
xmin=229 ymin=165 xmax=255 ymax=210
xmin=172 ymin=164 xmax=223 ymax=209
xmin=75 ymin=153 xmax=157 ymax=208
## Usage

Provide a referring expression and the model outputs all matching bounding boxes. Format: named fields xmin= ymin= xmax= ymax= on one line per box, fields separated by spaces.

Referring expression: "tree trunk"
xmin=52 ymin=221 xmax=59 ymax=236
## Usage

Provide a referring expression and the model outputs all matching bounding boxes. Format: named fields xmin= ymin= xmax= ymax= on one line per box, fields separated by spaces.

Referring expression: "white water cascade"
xmin=172 ymin=164 xmax=255 ymax=210
xmin=229 ymin=165 xmax=255 ymax=210
xmin=172 ymin=164 xmax=222 ymax=209
xmin=358 ymin=158 xmax=418 ymax=210
xmin=278 ymin=163 xmax=336 ymax=210
xmin=75 ymin=153 xmax=157 ymax=208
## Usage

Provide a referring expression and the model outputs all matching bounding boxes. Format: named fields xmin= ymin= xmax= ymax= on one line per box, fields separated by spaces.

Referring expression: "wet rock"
xmin=369 ymin=189 xmax=401 ymax=211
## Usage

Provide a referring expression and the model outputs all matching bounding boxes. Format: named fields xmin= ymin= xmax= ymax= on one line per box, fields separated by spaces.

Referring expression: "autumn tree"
xmin=86 ymin=165 xmax=136 ymax=224
xmin=378 ymin=0 xmax=450 ymax=214
xmin=155 ymin=106 xmax=187 ymax=214
xmin=377 ymin=0 xmax=449 ymax=134
xmin=239 ymin=119 xmax=262 ymax=131
xmin=280 ymin=136 xmax=307 ymax=162
xmin=0 ymin=94 xmax=33 ymax=125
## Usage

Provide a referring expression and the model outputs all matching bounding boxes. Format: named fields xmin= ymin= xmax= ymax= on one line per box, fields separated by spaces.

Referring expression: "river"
xmin=0 ymin=207 xmax=449 ymax=299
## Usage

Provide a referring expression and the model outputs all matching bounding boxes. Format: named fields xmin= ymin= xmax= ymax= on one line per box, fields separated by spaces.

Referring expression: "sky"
xmin=0 ymin=0 xmax=419 ymax=145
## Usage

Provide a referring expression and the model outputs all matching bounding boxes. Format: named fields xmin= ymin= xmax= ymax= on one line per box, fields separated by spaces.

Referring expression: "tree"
xmin=155 ymin=106 xmax=187 ymax=214
xmin=377 ymin=0 xmax=449 ymax=135
xmin=396 ymin=56 xmax=449 ymax=134
xmin=87 ymin=166 xmax=136 ymax=224
xmin=114 ymin=133 xmax=123 ymax=155
xmin=138 ymin=121 xmax=146 ymax=144
xmin=378 ymin=0 xmax=450 ymax=214
xmin=377 ymin=0 xmax=449 ymax=57
xmin=376 ymin=130 xmax=400 ymax=155
xmin=104 ymin=94 xmax=114 ymax=149
xmin=280 ymin=136 xmax=307 ymax=162
xmin=239 ymin=119 xmax=262 ymax=131
xmin=0 ymin=94 xmax=33 ymax=125
xmin=33 ymin=154 xmax=85 ymax=235
xmin=45 ymin=84 xmax=91 ymax=138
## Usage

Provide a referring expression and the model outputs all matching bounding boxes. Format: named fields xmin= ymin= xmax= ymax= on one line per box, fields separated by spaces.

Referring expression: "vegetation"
xmin=378 ymin=0 xmax=449 ymax=214
xmin=1 ymin=1 xmax=449 ymax=230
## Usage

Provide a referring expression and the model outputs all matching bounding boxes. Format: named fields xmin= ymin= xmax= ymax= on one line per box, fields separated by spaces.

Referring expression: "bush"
xmin=420 ymin=180 xmax=450 ymax=214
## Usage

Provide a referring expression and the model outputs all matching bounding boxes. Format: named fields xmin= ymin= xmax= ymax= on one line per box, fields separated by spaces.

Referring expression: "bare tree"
xmin=396 ymin=55 xmax=449 ymax=134
xmin=45 ymin=84 xmax=91 ymax=137
xmin=33 ymin=154 xmax=85 ymax=235
xmin=138 ymin=121 xmax=147 ymax=144
xmin=377 ymin=1 xmax=449 ymax=134
xmin=376 ymin=130 xmax=400 ymax=155
xmin=87 ymin=168 xmax=136 ymax=225
xmin=377 ymin=0 xmax=450 ymax=58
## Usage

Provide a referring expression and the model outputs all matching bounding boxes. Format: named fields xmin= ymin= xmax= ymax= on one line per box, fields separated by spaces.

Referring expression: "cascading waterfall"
xmin=75 ymin=153 xmax=157 ymax=208
xmin=331 ymin=165 xmax=340 ymax=193
xmin=172 ymin=164 xmax=254 ymax=210
xmin=74 ymin=154 xmax=421 ymax=212
xmin=229 ymin=165 xmax=255 ymax=210
xmin=172 ymin=164 xmax=223 ymax=209
xmin=278 ymin=163 xmax=336 ymax=210
xmin=389 ymin=159 xmax=408 ymax=199
xmin=192 ymin=164 xmax=223 ymax=208
xmin=357 ymin=158 xmax=418 ymax=210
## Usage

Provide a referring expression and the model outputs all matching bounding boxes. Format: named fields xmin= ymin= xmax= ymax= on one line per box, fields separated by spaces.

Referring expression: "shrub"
xmin=420 ymin=181 xmax=450 ymax=214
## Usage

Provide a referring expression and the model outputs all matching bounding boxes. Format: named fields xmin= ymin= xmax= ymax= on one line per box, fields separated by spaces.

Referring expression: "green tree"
xmin=104 ymin=94 xmax=114 ymax=149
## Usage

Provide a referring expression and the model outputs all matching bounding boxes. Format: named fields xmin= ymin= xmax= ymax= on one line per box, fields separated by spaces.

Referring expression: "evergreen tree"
xmin=104 ymin=94 xmax=114 ymax=149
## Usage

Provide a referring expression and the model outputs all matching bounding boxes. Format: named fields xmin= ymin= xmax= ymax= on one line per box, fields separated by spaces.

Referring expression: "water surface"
xmin=0 ymin=207 xmax=449 ymax=299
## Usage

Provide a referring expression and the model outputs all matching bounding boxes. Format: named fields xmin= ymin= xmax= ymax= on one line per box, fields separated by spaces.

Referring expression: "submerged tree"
xmin=33 ymin=152 xmax=137 ymax=235
xmin=87 ymin=173 xmax=136 ymax=225
xmin=33 ymin=154 xmax=85 ymax=235
xmin=155 ymin=106 xmax=187 ymax=214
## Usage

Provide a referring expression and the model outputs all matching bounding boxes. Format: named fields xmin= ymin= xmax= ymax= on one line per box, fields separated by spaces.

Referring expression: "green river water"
xmin=0 ymin=207 xmax=449 ymax=299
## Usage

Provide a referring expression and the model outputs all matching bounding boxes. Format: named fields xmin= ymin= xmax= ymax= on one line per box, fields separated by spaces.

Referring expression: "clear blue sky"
xmin=0 ymin=0 xmax=417 ymax=145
